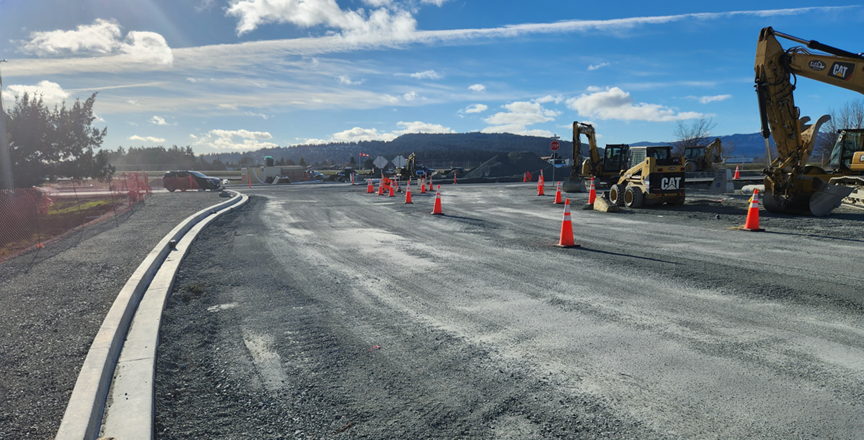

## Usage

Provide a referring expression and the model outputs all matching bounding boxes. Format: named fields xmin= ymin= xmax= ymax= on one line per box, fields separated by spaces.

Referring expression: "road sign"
xmin=373 ymin=155 xmax=388 ymax=169
xmin=550 ymin=141 xmax=560 ymax=151
xmin=392 ymin=155 xmax=407 ymax=168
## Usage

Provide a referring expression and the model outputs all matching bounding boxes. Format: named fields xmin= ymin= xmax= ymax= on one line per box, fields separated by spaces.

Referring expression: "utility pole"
xmin=0 ymin=59 xmax=14 ymax=190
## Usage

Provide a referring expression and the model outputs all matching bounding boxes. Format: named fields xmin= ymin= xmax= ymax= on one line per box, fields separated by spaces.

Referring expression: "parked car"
xmin=415 ymin=165 xmax=435 ymax=177
xmin=163 ymin=170 xmax=222 ymax=192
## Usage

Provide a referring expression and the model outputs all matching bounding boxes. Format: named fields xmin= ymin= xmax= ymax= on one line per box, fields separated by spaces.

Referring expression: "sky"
xmin=1 ymin=0 xmax=862 ymax=155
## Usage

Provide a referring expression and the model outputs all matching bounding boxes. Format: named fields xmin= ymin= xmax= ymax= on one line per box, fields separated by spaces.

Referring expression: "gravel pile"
xmin=0 ymin=191 xmax=228 ymax=440
xmin=463 ymin=152 xmax=554 ymax=179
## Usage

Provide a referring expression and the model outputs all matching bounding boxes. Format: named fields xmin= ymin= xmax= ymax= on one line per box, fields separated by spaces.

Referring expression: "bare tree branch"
xmin=814 ymin=98 xmax=864 ymax=165
xmin=672 ymin=117 xmax=716 ymax=156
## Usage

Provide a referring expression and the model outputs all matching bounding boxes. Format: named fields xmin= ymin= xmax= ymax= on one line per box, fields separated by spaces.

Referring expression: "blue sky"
xmin=1 ymin=1 xmax=862 ymax=154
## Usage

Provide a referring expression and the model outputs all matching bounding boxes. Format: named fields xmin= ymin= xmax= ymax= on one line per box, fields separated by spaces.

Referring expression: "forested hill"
xmin=200 ymin=133 xmax=588 ymax=166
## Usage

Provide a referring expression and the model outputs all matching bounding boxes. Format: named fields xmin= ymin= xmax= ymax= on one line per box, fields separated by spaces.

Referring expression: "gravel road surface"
xmin=155 ymin=183 xmax=864 ymax=439
xmin=1 ymin=192 xmax=227 ymax=440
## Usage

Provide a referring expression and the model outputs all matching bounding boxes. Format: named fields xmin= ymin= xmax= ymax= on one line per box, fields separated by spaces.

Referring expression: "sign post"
xmin=550 ymin=140 xmax=560 ymax=183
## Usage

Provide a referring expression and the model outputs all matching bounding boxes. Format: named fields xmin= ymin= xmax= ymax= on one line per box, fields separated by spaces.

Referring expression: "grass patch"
xmin=47 ymin=199 xmax=114 ymax=216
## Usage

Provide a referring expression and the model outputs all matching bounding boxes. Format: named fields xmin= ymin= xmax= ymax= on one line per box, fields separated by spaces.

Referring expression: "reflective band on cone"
xmin=537 ymin=178 xmax=545 ymax=196
xmin=557 ymin=199 xmax=580 ymax=248
xmin=389 ymin=182 xmax=395 ymax=197
xmin=588 ymin=177 xmax=596 ymax=205
xmin=554 ymin=182 xmax=563 ymax=204
xmin=740 ymin=189 xmax=765 ymax=232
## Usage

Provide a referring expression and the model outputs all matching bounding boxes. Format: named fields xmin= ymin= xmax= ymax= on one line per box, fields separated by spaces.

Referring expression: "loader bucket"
xmin=809 ymin=179 xmax=853 ymax=217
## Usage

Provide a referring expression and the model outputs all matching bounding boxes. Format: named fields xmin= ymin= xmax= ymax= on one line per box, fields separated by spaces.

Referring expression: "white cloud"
xmin=420 ymin=0 xmax=450 ymax=6
xmin=150 ymin=115 xmax=168 ymax=125
xmin=218 ymin=103 xmax=239 ymax=110
xmin=535 ymin=95 xmax=562 ymax=104
xmin=244 ymin=111 xmax=269 ymax=119
xmin=396 ymin=121 xmax=454 ymax=134
xmin=468 ymin=84 xmax=485 ymax=92
xmin=192 ymin=129 xmax=278 ymax=150
xmin=226 ymin=0 xmax=418 ymax=39
xmin=409 ymin=70 xmax=442 ymax=80
xmin=331 ymin=127 xmax=398 ymax=142
xmin=129 ymin=135 xmax=166 ymax=143
xmin=338 ymin=75 xmax=363 ymax=85
xmin=689 ymin=94 xmax=732 ymax=104
xmin=566 ymin=87 xmax=702 ymax=122
xmin=464 ymin=104 xmax=487 ymax=113
xmin=305 ymin=120 xmax=453 ymax=144
xmin=587 ymin=62 xmax=610 ymax=71
xmin=127 ymin=99 xmax=140 ymax=106
xmin=2 ymin=80 xmax=69 ymax=107
xmin=19 ymin=18 xmax=173 ymax=65
xmin=482 ymin=98 xmax=560 ymax=136
xmin=381 ymin=94 xmax=400 ymax=104
xmin=402 ymin=91 xmax=418 ymax=101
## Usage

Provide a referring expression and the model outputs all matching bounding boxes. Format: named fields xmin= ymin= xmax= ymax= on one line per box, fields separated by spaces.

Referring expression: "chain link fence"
xmin=0 ymin=173 xmax=151 ymax=263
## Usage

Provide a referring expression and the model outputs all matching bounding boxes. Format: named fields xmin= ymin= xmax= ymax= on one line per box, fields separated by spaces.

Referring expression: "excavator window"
xmin=828 ymin=130 xmax=864 ymax=170
xmin=604 ymin=145 xmax=629 ymax=171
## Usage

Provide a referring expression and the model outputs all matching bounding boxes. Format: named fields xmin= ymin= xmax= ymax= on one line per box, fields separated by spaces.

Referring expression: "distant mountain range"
xmin=200 ymin=131 xmax=805 ymax=166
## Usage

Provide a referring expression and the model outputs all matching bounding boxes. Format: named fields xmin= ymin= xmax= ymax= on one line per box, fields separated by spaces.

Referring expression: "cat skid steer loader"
xmin=608 ymin=146 xmax=686 ymax=208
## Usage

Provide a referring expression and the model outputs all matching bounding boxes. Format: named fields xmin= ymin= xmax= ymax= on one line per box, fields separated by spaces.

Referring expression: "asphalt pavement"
xmin=155 ymin=182 xmax=864 ymax=439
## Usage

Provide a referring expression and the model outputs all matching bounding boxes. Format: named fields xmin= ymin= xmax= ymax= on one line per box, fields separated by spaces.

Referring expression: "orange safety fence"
xmin=0 ymin=173 xmax=151 ymax=263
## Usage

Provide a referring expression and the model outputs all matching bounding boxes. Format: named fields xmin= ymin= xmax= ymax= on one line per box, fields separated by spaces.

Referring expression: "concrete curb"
xmin=101 ymin=193 xmax=249 ymax=439
xmin=55 ymin=191 xmax=247 ymax=440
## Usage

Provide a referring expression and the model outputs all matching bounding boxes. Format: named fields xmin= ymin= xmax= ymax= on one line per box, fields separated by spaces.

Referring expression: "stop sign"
xmin=550 ymin=141 xmax=560 ymax=151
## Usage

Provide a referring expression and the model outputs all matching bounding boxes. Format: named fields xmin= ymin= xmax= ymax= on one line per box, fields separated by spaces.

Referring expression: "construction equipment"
xmin=827 ymin=129 xmax=864 ymax=205
xmin=754 ymin=27 xmax=864 ymax=215
xmin=683 ymin=138 xmax=723 ymax=172
xmin=563 ymin=121 xmax=629 ymax=192
xmin=608 ymin=146 xmax=686 ymax=208
xmin=396 ymin=153 xmax=417 ymax=179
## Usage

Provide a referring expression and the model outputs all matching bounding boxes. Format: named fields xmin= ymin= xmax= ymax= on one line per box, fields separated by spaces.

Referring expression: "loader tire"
xmin=673 ymin=197 xmax=686 ymax=206
xmin=624 ymin=185 xmax=644 ymax=208
xmin=609 ymin=184 xmax=625 ymax=206
xmin=685 ymin=161 xmax=697 ymax=172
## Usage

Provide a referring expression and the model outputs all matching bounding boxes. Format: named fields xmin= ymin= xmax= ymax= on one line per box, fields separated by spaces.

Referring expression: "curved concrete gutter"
xmin=101 ymin=192 xmax=249 ymax=439
xmin=55 ymin=191 xmax=248 ymax=440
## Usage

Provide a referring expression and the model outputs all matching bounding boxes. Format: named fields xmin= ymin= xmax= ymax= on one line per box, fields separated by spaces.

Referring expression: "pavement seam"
xmin=54 ymin=191 xmax=247 ymax=440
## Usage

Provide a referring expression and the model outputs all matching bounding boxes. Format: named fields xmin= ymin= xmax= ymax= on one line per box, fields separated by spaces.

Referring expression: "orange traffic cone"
xmin=453 ymin=173 xmax=457 ymax=184
xmin=351 ymin=173 xmax=356 ymax=185
xmin=405 ymin=182 xmax=413 ymax=204
xmin=367 ymin=179 xmax=374 ymax=193
xmin=537 ymin=178 xmax=545 ymax=196
xmin=734 ymin=165 xmax=740 ymax=180
xmin=378 ymin=180 xmax=384 ymax=195
xmin=389 ymin=182 xmax=396 ymax=197
xmin=588 ymin=177 xmax=596 ymax=205
xmin=553 ymin=182 xmax=563 ymax=204
xmin=420 ymin=179 xmax=426 ymax=194
xmin=431 ymin=188 xmax=443 ymax=215
xmin=740 ymin=189 xmax=765 ymax=232
xmin=557 ymin=199 xmax=580 ymax=248
xmin=523 ymin=172 xmax=527 ymax=183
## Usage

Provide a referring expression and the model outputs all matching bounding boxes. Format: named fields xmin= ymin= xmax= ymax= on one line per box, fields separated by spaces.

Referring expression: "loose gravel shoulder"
xmin=0 ymin=191 xmax=230 ymax=440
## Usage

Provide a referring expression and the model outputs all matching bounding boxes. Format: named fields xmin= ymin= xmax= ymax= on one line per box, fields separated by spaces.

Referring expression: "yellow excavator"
xmin=683 ymin=138 xmax=723 ymax=172
xmin=563 ymin=121 xmax=629 ymax=192
xmin=754 ymin=27 xmax=864 ymax=215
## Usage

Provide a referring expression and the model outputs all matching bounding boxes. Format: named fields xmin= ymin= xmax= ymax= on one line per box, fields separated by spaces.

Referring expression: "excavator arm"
xmin=563 ymin=121 xmax=598 ymax=192
xmin=754 ymin=27 xmax=864 ymax=215
xmin=705 ymin=138 xmax=723 ymax=164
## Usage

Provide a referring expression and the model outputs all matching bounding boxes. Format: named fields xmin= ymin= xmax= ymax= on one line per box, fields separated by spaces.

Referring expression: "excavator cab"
xmin=603 ymin=144 xmax=629 ymax=174
xmin=828 ymin=129 xmax=864 ymax=171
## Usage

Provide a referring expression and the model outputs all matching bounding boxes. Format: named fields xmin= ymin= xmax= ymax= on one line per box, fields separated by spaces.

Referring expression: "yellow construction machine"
xmin=563 ymin=121 xmax=629 ymax=192
xmin=608 ymin=146 xmax=686 ymax=208
xmin=683 ymin=138 xmax=723 ymax=172
xmin=754 ymin=27 xmax=864 ymax=215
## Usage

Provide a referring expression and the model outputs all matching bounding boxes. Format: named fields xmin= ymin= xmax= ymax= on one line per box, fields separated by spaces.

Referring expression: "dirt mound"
xmin=464 ymin=151 xmax=555 ymax=179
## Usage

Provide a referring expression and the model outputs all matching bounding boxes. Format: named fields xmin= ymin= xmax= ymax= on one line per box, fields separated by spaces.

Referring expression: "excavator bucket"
xmin=562 ymin=175 xmax=586 ymax=193
xmin=809 ymin=179 xmax=854 ymax=217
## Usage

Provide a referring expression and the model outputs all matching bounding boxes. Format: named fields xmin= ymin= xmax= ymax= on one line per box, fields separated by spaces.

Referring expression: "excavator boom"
xmin=754 ymin=27 xmax=864 ymax=215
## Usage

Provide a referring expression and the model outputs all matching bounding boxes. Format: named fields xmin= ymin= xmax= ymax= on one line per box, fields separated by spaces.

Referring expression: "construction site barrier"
xmin=0 ymin=173 xmax=150 ymax=263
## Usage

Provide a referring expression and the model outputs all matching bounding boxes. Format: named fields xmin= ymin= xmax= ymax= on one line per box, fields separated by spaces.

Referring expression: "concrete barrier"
xmin=55 ymin=191 xmax=247 ymax=440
